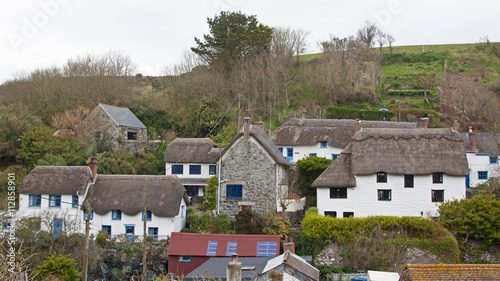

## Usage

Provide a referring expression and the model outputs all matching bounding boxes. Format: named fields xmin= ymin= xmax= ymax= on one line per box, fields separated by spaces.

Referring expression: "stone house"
xmin=218 ymin=112 xmax=289 ymax=217
xmin=77 ymin=103 xmax=148 ymax=151
xmin=460 ymin=129 xmax=499 ymax=187
xmin=312 ymin=127 xmax=469 ymax=218
xmin=399 ymin=264 xmax=500 ymax=280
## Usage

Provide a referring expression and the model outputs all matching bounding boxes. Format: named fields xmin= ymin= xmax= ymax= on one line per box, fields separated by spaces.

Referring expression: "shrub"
xmin=95 ymin=230 xmax=109 ymax=247
xmin=35 ymin=253 xmax=80 ymax=281
xmin=261 ymin=213 xmax=291 ymax=236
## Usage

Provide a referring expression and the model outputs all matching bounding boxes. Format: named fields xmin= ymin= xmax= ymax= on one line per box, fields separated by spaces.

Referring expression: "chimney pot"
xmin=300 ymin=106 xmax=307 ymax=120
xmin=354 ymin=119 xmax=362 ymax=133
xmin=88 ymin=157 xmax=98 ymax=183
xmin=418 ymin=117 xmax=429 ymax=129
xmin=255 ymin=116 xmax=266 ymax=131
xmin=227 ymin=254 xmax=242 ymax=281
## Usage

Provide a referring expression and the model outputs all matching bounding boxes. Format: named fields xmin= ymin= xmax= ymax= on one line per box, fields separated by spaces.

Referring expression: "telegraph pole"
xmin=83 ymin=199 xmax=91 ymax=281
xmin=236 ymin=93 xmax=242 ymax=130
xmin=141 ymin=179 xmax=148 ymax=281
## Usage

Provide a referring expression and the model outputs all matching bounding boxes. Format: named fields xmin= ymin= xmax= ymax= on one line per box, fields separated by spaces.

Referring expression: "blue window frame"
xmin=206 ymin=240 xmax=218 ymax=256
xmin=310 ymin=153 xmax=317 ymax=157
xmin=53 ymin=219 xmax=62 ymax=238
xmin=226 ymin=241 xmax=237 ymax=256
xmin=102 ymin=225 xmax=111 ymax=235
xmin=172 ymin=165 xmax=183 ymax=175
xmin=287 ymin=148 xmax=293 ymax=162
xmin=478 ymin=171 xmax=488 ymax=180
xmin=142 ymin=211 xmax=152 ymax=221
xmin=185 ymin=186 xmax=199 ymax=196
xmin=49 ymin=195 xmax=61 ymax=207
xmin=148 ymin=227 xmax=158 ymax=238
xmin=490 ymin=155 xmax=499 ymax=164
xmin=178 ymin=256 xmax=191 ymax=262
xmin=278 ymin=147 xmax=283 ymax=154
xmin=332 ymin=154 xmax=340 ymax=161
xmin=466 ymin=175 xmax=470 ymax=187
xmin=256 ymin=241 xmax=277 ymax=257
xmin=29 ymin=218 xmax=41 ymax=231
xmin=320 ymin=141 xmax=327 ymax=148
xmin=29 ymin=194 xmax=41 ymax=207
xmin=209 ymin=165 xmax=217 ymax=175
xmin=189 ymin=165 xmax=201 ymax=175
xmin=3 ymin=221 xmax=11 ymax=229
xmin=226 ymin=184 xmax=242 ymax=198
xmin=72 ymin=195 xmax=78 ymax=208
xmin=112 ymin=210 xmax=122 ymax=220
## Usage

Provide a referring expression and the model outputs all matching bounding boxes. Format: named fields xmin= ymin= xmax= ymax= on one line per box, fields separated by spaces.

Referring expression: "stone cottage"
xmin=77 ymin=103 xmax=148 ymax=151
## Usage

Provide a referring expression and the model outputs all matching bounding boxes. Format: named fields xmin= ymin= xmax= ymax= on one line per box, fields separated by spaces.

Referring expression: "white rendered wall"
xmin=276 ymin=144 xmax=343 ymax=162
xmin=317 ymin=174 xmax=466 ymax=218
xmin=467 ymin=153 xmax=499 ymax=187
xmin=165 ymin=162 xmax=217 ymax=179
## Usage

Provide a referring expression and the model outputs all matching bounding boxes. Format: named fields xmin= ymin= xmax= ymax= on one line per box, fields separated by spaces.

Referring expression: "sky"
xmin=1 ymin=0 xmax=499 ymax=84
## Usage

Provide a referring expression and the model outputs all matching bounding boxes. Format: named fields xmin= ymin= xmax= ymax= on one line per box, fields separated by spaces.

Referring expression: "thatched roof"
xmin=221 ymin=125 xmax=289 ymax=166
xmin=313 ymin=128 xmax=469 ymax=188
xmin=18 ymin=166 xmax=91 ymax=195
xmin=98 ymin=104 xmax=146 ymax=129
xmin=86 ymin=175 xmax=188 ymax=217
xmin=460 ymin=132 xmax=500 ymax=154
xmin=164 ymin=138 xmax=221 ymax=163
xmin=271 ymin=118 xmax=417 ymax=148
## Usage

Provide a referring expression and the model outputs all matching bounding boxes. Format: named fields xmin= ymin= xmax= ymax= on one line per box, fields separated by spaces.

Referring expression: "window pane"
xmin=226 ymin=241 xmax=237 ymax=256
xmin=478 ymin=171 xmax=488 ymax=180
xmin=325 ymin=211 xmax=337 ymax=218
xmin=256 ymin=242 xmax=277 ymax=257
xmin=172 ymin=165 xmax=183 ymax=175
xmin=189 ymin=165 xmax=201 ymax=175
xmin=378 ymin=190 xmax=391 ymax=201
xmin=226 ymin=185 xmax=242 ymax=198
xmin=377 ymin=172 xmax=387 ymax=183
xmin=330 ymin=188 xmax=347 ymax=198
xmin=432 ymin=190 xmax=444 ymax=202
xmin=343 ymin=212 xmax=354 ymax=218
xmin=206 ymin=240 xmax=218 ymax=256
xmin=404 ymin=175 xmax=414 ymax=188
xmin=433 ymin=173 xmax=443 ymax=184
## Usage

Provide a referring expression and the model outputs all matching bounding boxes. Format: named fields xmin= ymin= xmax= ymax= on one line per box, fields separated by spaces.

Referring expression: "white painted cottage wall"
xmin=317 ymin=174 xmax=466 ymax=218
xmin=277 ymin=144 xmax=343 ymax=162
xmin=467 ymin=153 xmax=499 ymax=187
xmin=165 ymin=162 xmax=216 ymax=179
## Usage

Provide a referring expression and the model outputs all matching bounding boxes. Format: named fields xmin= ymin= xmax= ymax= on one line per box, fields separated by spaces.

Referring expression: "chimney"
xmin=354 ymin=119 xmax=361 ymax=133
xmin=255 ymin=116 xmax=266 ymax=131
xmin=227 ymin=254 xmax=242 ymax=281
xmin=418 ymin=117 xmax=429 ymax=129
xmin=300 ymin=106 xmax=307 ymax=120
xmin=283 ymin=236 xmax=295 ymax=254
xmin=468 ymin=126 xmax=477 ymax=152
xmin=243 ymin=110 xmax=250 ymax=139
xmin=88 ymin=157 xmax=98 ymax=183
xmin=452 ymin=120 xmax=460 ymax=131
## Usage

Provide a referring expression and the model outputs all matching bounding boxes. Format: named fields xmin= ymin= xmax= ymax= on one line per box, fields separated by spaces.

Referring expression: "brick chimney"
xmin=227 ymin=254 xmax=242 ymax=281
xmin=300 ymin=106 xmax=307 ymax=120
xmin=255 ymin=117 xmax=266 ymax=131
xmin=283 ymin=236 xmax=295 ymax=254
xmin=468 ymin=126 xmax=477 ymax=152
xmin=452 ymin=120 xmax=460 ymax=131
xmin=354 ymin=119 xmax=361 ymax=133
xmin=418 ymin=117 xmax=429 ymax=129
xmin=88 ymin=157 xmax=98 ymax=183
xmin=243 ymin=110 xmax=251 ymax=139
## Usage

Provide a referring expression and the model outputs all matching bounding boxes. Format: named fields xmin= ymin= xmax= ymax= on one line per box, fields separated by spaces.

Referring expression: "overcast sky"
xmin=1 ymin=0 xmax=499 ymax=84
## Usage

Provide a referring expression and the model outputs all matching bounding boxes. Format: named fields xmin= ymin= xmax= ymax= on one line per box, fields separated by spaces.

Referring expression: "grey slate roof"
xmin=99 ymin=103 xmax=146 ymax=129
xmin=163 ymin=138 xmax=221 ymax=163
xmin=263 ymin=251 xmax=319 ymax=281
xmin=184 ymin=257 xmax=271 ymax=281
xmin=460 ymin=132 xmax=500 ymax=154
xmin=271 ymin=118 xmax=417 ymax=148
xmin=18 ymin=166 xmax=91 ymax=195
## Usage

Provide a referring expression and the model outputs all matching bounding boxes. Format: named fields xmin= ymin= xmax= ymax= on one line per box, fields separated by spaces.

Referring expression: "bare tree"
xmin=377 ymin=30 xmax=387 ymax=55
xmin=386 ymin=34 xmax=396 ymax=56
xmin=356 ymin=21 xmax=379 ymax=49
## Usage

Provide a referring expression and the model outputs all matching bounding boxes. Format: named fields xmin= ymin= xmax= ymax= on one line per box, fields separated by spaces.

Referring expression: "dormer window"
xmin=320 ymin=141 xmax=328 ymax=148
xmin=377 ymin=172 xmax=387 ymax=183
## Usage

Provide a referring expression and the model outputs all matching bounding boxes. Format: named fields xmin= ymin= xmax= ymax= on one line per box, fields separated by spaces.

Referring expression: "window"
xmin=256 ymin=241 xmax=278 ymax=257
xmin=287 ymin=148 xmax=293 ymax=162
xmin=490 ymin=155 xmax=499 ymax=164
xmin=332 ymin=154 xmax=340 ymax=161
xmin=112 ymin=210 xmax=122 ymax=220
xmin=83 ymin=210 xmax=93 ymax=220
xmin=148 ymin=227 xmax=158 ymax=238
xmin=330 ymin=188 xmax=347 ymax=198
xmin=185 ymin=186 xmax=199 ymax=196
xmin=378 ymin=190 xmax=392 ymax=201
xmin=206 ymin=240 xmax=218 ymax=256
xmin=178 ymin=256 xmax=191 ymax=262
xmin=310 ymin=153 xmax=317 ymax=157
xmin=278 ymin=147 xmax=283 ymax=154
xmin=432 ymin=173 xmax=443 ymax=184
xmin=142 ymin=210 xmax=152 ymax=221
xmin=432 ymin=190 xmax=444 ymax=202
xmin=72 ymin=195 xmax=79 ymax=208
xmin=172 ymin=165 xmax=183 ymax=175
xmin=29 ymin=194 xmax=41 ymax=207
xmin=324 ymin=211 xmax=337 ymax=218
xmin=49 ymin=195 xmax=61 ymax=207
xmin=189 ymin=165 xmax=201 ymax=175
xmin=226 ymin=184 xmax=242 ymax=198
xmin=320 ymin=141 xmax=328 ymax=148
xmin=377 ymin=172 xmax=387 ymax=183
xmin=209 ymin=165 xmax=217 ymax=175
xmin=127 ymin=131 xmax=137 ymax=140
xmin=102 ymin=225 xmax=111 ymax=236
xmin=226 ymin=241 xmax=237 ymax=256
xmin=478 ymin=171 xmax=488 ymax=180
xmin=343 ymin=212 xmax=354 ymax=218
xmin=404 ymin=175 xmax=414 ymax=188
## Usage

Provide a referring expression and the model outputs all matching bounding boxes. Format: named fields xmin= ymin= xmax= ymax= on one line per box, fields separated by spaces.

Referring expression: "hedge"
xmin=387 ymin=89 xmax=430 ymax=96
xmin=326 ymin=106 xmax=395 ymax=120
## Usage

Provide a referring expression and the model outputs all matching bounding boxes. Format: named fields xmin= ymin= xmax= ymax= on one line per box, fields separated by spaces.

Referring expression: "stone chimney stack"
xmin=468 ymin=126 xmax=477 ymax=152
xmin=452 ymin=120 xmax=460 ymax=131
xmin=88 ymin=157 xmax=98 ymax=183
xmin=300 ymin=106 xmax=307 ymax=120
xmin=227 ymin=254 xmax=242 ymax=281
xmin=283 ymin=236 xmax=295 ymax=254
xmin=354 ymin=119 xmax=361 ymax=133
xmin=418 ymin=117 xmax=429 ymax=129
xmin=255 ymin=117 xmax=266 ymax=131
xmin=243 ymin=110 xmax=251 ymax=139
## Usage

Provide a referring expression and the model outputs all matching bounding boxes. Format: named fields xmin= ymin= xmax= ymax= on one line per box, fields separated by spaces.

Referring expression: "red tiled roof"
xmin=400 ymin=264 xmax=500 ymax=280
xmin=167 ymin=232 xmax=281 ymax=257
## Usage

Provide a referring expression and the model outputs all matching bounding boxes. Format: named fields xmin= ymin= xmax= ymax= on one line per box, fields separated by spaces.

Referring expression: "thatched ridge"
xmin=18 ymin=166 xmax=91 ymax=195
xmin=312 ymin=152 xmax=356 ymax=188
xmin=164 ymin=138 xmax=221 ymax=163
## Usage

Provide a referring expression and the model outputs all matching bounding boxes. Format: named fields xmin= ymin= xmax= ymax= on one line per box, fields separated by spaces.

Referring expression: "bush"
xmin=387 ymin=89 xmax=429 ymax=96
xmin=95 ymin=230 xmax=109 ymax=247
xmin=35 ymin=253 xmax=80 ymax=281
xmin=261 ymin=213 xmax=291 ymax=236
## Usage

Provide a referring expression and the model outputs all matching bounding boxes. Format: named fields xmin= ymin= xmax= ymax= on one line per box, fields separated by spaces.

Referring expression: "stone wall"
xmin=220 ymin=137 xmax=278 ymax=217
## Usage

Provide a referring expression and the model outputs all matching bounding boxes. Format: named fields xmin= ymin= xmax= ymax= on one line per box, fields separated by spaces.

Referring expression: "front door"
xmin=125 ymin=225 xmax=134 ymax=242
xmin=287 ymin=148 xmax=294 ymax=162
xmin=53 ymin=219 xmax=62 ymax=238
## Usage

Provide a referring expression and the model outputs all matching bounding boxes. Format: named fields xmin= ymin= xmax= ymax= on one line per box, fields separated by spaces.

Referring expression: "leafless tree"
xmin=356 ymin=21 xmax=379 ymax=49
xmin=386 ymin=34 xmax=396 ymax=56
xmin=377 ymin=30 xmax=387 ymax=55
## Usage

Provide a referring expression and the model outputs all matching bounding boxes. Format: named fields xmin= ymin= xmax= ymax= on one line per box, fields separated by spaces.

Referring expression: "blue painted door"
xmin=287 ymin=148 xmax=294 ymax=162
xmin=53 ymin=219 xmax=62 ymax=238
xmin=465 ymin=175 xmax=470 ymax=187
xmin=125 ymin=226 xmax=134 ymax=242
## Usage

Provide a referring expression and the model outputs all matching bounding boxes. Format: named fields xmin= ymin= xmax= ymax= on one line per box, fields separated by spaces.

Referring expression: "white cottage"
xmin=312 ymin=128 xmax=469 ymax=218
xmin=461 ymin=129 xmax=499 ymax=187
